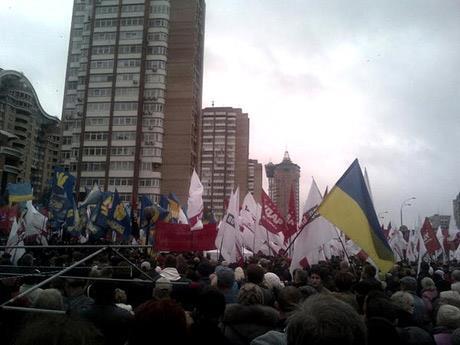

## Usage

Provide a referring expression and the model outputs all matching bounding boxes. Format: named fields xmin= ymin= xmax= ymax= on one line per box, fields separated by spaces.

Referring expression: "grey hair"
xmin=34 ymin=288 xmax=64 ymax=310
xmin=286 ymin=294 xmax=367 ymax=345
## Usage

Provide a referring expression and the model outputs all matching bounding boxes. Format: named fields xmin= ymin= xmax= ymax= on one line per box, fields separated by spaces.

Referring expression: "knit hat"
xmin=437 ymin=304 xmax=460 ymax=329
xmin=238 ymin=283 xmax=264 ymax=306
xmin=264 ymin=272 xmax=285 ymax=290
xmin=216 ymin=267 xmax=235 ymax=289
xmin=141 ymin=261 xmax=151 ymax=271
xmin=155 ymin=277 xmax=172 ymax=291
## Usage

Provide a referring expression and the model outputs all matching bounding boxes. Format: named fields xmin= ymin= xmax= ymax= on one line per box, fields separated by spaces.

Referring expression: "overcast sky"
xmin=1 ymin=0 xmax=459 ymax=228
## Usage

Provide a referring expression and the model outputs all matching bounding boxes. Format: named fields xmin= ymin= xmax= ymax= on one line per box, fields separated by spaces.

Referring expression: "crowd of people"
xmin=2 ymin=246 xmax=460 ymax=345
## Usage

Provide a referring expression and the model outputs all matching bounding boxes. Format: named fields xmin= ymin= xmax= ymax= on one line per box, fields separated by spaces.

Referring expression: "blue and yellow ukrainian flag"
xmin=7 ymin=182 xmax=33 ymax=204
xmin=318 ymin=159 xmax=394 ymax=272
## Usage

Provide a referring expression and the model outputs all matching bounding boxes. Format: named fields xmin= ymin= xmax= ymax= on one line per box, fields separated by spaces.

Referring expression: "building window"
xmin=89 ymin=74 xmax=113 ymax=83
xmin=121 ymin=4 xmax=144 ymax=13
xmin=146 ymin=46 xmax=167 ymax=56
xmin=88 ymin=88 xmax=112 ymax=97
xmin=112 ymin=131 xmax=136 ymax=141
xmin=145 ymin=60 xmax=166 ymax=71
xmin=93 ymin=46 xmax=115 ymax=55
xmin=94 ymin=18 xmax=118 ymax=28
xmin=84 ymin=132 xmax=108 ymax=141
xmin=119 ymin=31 xmax=143 ymax=41
xmin=118 ymin=45 xmax=142 ymax=55
xmin=95 ymin=6 xmax=118 ymax=15
xmin=118 ymin=59 xmax=141 ymax=68
xmin=144 ymin=88 xmax=164 ymax=99
xmin=143 ymin=103 xmax=163 ymax=113
xmin=120 ymin=17 xmax=144 ymax=26
xmin=114 ymin=102 xmax=138 ymax=111
xmin=151 ymin=4 xmax=170 ymax=15
xmin=111 ymin=146 xmax=136 ymax=155
xmin=87 ymin=102 xmax=111 ymax=112
xmin=147 ymin=32 xmax=168 ymax=42
xmin=149 ymin=19 xmax=168 ymax=28
xmin=93 ymin=32 xmax=117 ymax=42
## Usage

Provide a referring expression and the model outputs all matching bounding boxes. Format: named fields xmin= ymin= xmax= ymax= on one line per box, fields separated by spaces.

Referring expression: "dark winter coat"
xmin=222 ymin=304 xmax=280 ymax=345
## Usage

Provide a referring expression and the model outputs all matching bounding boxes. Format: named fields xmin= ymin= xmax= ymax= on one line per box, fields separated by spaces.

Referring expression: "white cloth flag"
xmin=214 ymin=188 xmax=240 ymax=263
xmin=6 ymin=218 xmax=25 ymax=265
xmin=24 ymin=201 xmax=48 ymax=244
xmin=187 ymin=169 xmax=204 ymax=231
xmin=290 ymin=178 xmax=336 ymax=272
xmin=253 ymin=204 xmax=270 ymax=255
xmin=240 ymin=193 xmax=258 ymax=252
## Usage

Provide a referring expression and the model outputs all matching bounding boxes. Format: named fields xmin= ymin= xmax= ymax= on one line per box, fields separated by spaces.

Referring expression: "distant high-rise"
xmin=429 ymin=214 xmax=450 ymax=231
xmin=248 ymin=159 xmax=262 ymax=203
xmin=200 ymin=106 xmax=249 ymax=219
xmin=60 ymin=0 xmax=205 ymax=205
xmin=0 ymin=69 xmax=60 ymax=196
xmin=454 ymin=193 xmax=460 ymax=229
xmin=265 ymin=151 xmax=300 ymax=219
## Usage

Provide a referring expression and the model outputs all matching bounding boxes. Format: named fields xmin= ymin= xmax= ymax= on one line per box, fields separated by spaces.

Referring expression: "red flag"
xmin=260 ymin=190 xmax=285 ymax=234
xmin=155 ymin=222 xmax=217 ymax=251
xmin=284 ymin=186 xmax=297 ymax=242
xmin=421 ymin=217 xmax=441 ymax=255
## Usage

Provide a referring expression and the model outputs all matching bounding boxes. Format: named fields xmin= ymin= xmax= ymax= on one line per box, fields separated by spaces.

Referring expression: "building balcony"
xmin=3 ymin=164 xmax=21 ymax=175
xmin=0 ymin=146 xmax=22 ymax=160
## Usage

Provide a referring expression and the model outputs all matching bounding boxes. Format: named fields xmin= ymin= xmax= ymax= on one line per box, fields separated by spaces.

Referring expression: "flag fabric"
xmin=48 ymin=168 xmax=78 ymax=233
xmin=6 ymin=218 xmax=26 ymax=264
xmin=187 ymin=170 xmax=204 ymax=231
xmin=317 ymin=159 xmax=394 ymax=273
xmin=155 ymin=222 xmax=217 ymax=251
xmin=215 ymin=188 xmax=240 ymax=263
xmin=290 ymin=178 xmax=336 ymax=272
xmin=107 ymin=190 xmax=131 ymax=239
xmin=23 ymin=201 xmax=48 ymax=241
xmin=240 ymin=192 xmax=258 ymax=252
xmin=260 ymin=190 xmax=285 ymax=235
xmin=139 ymin=195 xmax=168 ymax=229
xmin=284 ymin=186 xmax=297 ymax=243
xmin=202 ymin=207 xmax=216 ymax=224
xmin=91 ymin=192 xmax=114 ymax=239
xmin=421 ymin=217 xmax=441 ymax=255
xmin=162 ymin=193 xmax=188 ymax=224
xmin=7 ymin=183 xmax=33 ymax=204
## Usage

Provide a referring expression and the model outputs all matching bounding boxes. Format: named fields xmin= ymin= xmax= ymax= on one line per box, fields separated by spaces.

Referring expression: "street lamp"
xmin=400 ymin=197 xmax=416 ymax=227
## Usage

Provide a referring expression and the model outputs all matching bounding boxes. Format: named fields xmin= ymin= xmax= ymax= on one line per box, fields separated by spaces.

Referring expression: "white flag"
xmin=215 ymin=188 xmax=240 ymax=263
xmin=187 ymin=169 xmax=204 ymax=231
xmin=6 ymin=218 xmax=25 ymax=265
xmin=24 ymin=201 xmax=48 ymax=242
xmin=290 ymin=178 xmax=336 ymax=272
xmin=240 ymin=193 xmax=258 ymax=251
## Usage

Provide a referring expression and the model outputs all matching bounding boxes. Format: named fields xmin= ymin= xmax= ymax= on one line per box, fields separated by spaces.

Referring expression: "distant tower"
xmin=264 ymin=151 xmax=300 ymax=219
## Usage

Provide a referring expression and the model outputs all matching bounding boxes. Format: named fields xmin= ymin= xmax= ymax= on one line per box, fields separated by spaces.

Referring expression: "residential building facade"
xmin=0 ymin=69 xmax=60 ymax=196
xmin=248 ymin=159 xmax=262 ymax=203
xmin=60 ymin=0 xmax=204 ymax=205
xmin=454 ymin=193 xmax=460 ymax=229
xmin=265 ymin=151 xmax=300 ymax=220
xmin=200 ymin=106 xmax=249 ymax=219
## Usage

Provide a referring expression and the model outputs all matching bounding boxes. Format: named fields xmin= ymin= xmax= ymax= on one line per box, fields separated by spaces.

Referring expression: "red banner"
xmin=260 ymin=190 xmax=285 ymax=234
xmin=421 ymin=217 xmax=441 ymax=255
xmin=284 ymin=186 xmax=297 ymax=242
xmin=155 ymin=222 xmax=217 ymax=252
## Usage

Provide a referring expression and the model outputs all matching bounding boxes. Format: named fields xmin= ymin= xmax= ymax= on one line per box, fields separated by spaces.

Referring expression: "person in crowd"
xmin=235 ymin=266 xmax=246 ymax=288
xmin=80 ymin=281 xmax=133 ymax=345
xmin=128 ymin=298 xmax=188 ymax=345
xmin=451 ymin=270 xmax=460 ymax=293
xmin=308 ymin=265 xmax=330 ymax=294
xmin=418 ymin=262 xmax=433 ymax=294
xmin=391 ymin=291 xmax=417 ymax=327
xmin=275 ymin=286 xmax=303 ymax=329
xmin=434 ymin=270 xmax=451 ymax=293
xmin=14 ymin=314 xmax=103 ymax=345
xmin=332 ymin=271 xmax=359 ymax=311
xmin=401 ymin=276 xmax=430 ymax=329
xmin=34 ymin=288 xmax=64 ymax=311
xmin=247 ymin=264 xmax=275 ymax=306
xmin=286 ymin=294 xmax=367 ymax=345
xmin=291 ymin=269 xmax=309 ymax=288
xmin=433 ymin=304 xmax=460 ymax=345
xmin=264 ymin=272 xmax=285 ymax=298
xmin=189 ymin=288 xmax=230 ymax=345
xmin=64 ymin=278 xmax=94 ymax=314
xmin=214 ymin=266 xmax=239 ymax=304
xmin=421 ymin=277 xmax=439 ymax=314
xmin=114 ymin=288 xmax=133 ymax=314
xmin=152 ymin=276 xmax=172 ymax=300
xmin=222 ymin=282 xmax=279 ymax=345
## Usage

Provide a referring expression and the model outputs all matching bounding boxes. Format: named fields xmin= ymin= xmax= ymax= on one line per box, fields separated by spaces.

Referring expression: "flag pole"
xmin=283 ymin=205 xmax=319 ymax=254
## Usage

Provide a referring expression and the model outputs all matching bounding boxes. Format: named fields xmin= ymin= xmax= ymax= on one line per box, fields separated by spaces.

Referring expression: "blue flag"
xmin=140 ymin=195 xmax=168 ymax=229
xmin=107 ymin=190 xmax=131 ymax=239
xmin=48 ymin=168 xmax=77 ymax=233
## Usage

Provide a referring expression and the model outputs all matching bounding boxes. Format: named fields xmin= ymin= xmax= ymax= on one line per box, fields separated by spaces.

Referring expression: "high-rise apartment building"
xmin=0 ymin=69 xmax=60 ymax=196
xmin=454 ymin=193 xmax=460 ymax=229
xmin=429 ymin=214 xmax=451 ymax=231
xmin=265 ymin=151 xmax=300 ymax=219
xmin=248 ymin=159 xmax=262 ymax=203
xmin=60 ymin=0 xmax=204 ymax=205
xmin=200 ymin=107 xmax=249 ymax=219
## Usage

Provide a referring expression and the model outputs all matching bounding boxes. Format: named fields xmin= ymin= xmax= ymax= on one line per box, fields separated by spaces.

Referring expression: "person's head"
xmin=439 ymin=291 xmax=460 ymax=309
xmin=400 ymin=276 xmax=417 ymax=293
xmin=246 ymin=264 xmax=265 ymax=285
xmin=164 ymin=255 xmax=177 ymax=269
xmin=34 ymin=289 xmax=64 ymax=311
xmin=14 ymin=315 xmax=102 ymax=345
xmin=391 ymin=291 xmax=414 ymax=314
xmin=308 ymin=265 xmax=323 ymax=289
xmin=114 ymin=288 xmax=127 ymax=304
xmin=277 ymin=286 xmax=302 ymax=314
xmin=340 ymin=260 xmax=350 ymax=272
xmin=264 ymin=272 xmax=284 ymax=291
xmin=216 ymin=267 xmax=235 ymax=290
xmin=153 ymin=277 xmax=172 ymax=300
xmin=335 ymin=272 xmax=354 ymax=292
xmin=452 ymin=270 xmax=460 ymax=283
xmin=286 ymin=294 xmax=366 ymax=345
xmin=421 ymin=277 xmax=436 ymax=290
xmin=437 ymin=304 xmax=460 ymax=330
xmin=130 ymin=299 xmax=187 ymax=345
xmin=398 ymin=326 xmax=435 ymax=345
xmin=64 ymin=278 xmax=87 ymax=297
xmin=193 ymin=288 xmax=226 ymax=323
xmin=362 ymin=264 xmax=377 ymax=279
xmin=293 ymin=269 xmax=309 ymax=287
xmin=234 ymin=267 xmax=245 ymax=282
xmin=238 ymin=283 xmax=264 ymax=306
xmin=197 ymin=261 xmax=214 ymax=278
xmin=364 ymin=290 xmax=398 ymax=322
xmin=140 ymin=261 xmax=151 ymax=272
